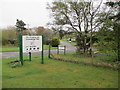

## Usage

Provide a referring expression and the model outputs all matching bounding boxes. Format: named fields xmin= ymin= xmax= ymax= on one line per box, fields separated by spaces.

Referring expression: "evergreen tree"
xmin=15 ymin=19 xmax=26 ymax=34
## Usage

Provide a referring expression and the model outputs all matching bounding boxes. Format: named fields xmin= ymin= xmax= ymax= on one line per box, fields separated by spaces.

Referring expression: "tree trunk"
xmin=89 ymin=17 xmax=93 ymax=57
xmin=76 ymin=33 xmax=83 ymax=54
xmin=116 ymin=23 xmax=120 ymax=61
xmin=83 ymin=36 xmax=87 ymax=53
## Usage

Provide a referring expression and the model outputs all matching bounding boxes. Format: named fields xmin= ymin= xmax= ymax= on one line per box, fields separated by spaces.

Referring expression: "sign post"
xmin=29 ymin=52 xmax=31 ymax=61
xmin=22 ymin=36 xmax=43 ymax=64
xmin=19 ymin=35 xmax=23 ymax=65
xmin=41 ymin=36 xmax=44 ymax=64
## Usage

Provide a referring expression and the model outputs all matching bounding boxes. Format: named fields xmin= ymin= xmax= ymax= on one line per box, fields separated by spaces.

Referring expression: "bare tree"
xmin=47 ymin=0 xmax=103 ymax=56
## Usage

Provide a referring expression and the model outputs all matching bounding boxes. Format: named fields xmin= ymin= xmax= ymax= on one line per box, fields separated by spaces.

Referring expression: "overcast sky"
xmin=0 ymin=0 xmax=110 ymax=29
xmin=0 ymin=0 xmax=53 ymax=29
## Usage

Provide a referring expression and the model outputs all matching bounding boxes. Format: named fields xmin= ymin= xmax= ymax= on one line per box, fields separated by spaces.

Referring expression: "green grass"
xmin=2 ymin=55 xmax=118 ymax=88
xmin=53 ymin=52 xmax=119 ymax=70
xmin=0 ymin=45 xmax=57 ymax=52
xmin=55 ymin=52 xmax=117 ymax=64
xmin=0 ymin=46 xmax=19 ymax=52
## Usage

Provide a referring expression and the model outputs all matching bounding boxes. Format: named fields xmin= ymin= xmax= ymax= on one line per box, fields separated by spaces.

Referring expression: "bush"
xmin=1 ymin=27 xmax=18 ymax=45
xmin=50 ymin=37 xmax=60 ymax=47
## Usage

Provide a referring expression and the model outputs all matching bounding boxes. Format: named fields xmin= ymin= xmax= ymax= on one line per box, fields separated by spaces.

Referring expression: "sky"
xmin=0 ymin=0 xmax=110 ymax=29
xmin=0 ymin=0 xmax=53 ymax=29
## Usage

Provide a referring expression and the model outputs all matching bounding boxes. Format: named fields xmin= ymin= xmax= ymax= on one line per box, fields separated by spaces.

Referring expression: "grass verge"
xmin=2 ymin=55 xmax=118 ymax=88
xmin=51 ymin=53 xmax=119 ymax=70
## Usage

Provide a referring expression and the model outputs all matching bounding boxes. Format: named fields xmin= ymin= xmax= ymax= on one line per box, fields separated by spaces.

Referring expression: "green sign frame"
xmin=19 ymin=35 xmax=23 ymax=65
xmin=18 ymin=35 xmax=44 ymax=65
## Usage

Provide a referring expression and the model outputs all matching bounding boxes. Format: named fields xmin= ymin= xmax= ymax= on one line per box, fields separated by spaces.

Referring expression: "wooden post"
xmin=48 ymin=44 xmax=51 ymax=58
xmin=64 ymin=46 xmax=66 ymax=55
xmin=57 ymin=46 xmax=59 ymax=54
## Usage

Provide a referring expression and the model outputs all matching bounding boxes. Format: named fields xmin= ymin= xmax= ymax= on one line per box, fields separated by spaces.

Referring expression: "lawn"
xmin=0 ymin=45 xmax=57 ymax=52
xmin=2 ymin=55 xmax=118 ymax=88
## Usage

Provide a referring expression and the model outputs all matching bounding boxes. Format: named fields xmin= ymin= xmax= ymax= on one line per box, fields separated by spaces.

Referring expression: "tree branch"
xmin=62 ymin=10 xmax=80 ymax=33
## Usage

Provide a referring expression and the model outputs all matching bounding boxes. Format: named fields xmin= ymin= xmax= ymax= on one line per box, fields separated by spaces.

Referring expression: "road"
xmin=1 ymin=41 xmax=76 ymax=59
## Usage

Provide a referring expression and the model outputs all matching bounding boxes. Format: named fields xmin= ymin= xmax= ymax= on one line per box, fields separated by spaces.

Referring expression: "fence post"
xmin=48 ymin=44 xmax=51 ymax=58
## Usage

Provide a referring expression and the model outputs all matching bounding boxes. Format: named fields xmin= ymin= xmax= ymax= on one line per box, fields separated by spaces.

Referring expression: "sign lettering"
xmin=22 ymin=36 xmax=42 ymax=53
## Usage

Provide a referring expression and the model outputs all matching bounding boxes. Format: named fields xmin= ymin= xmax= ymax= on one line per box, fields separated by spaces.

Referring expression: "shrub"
xmin=2 ymin=27 xmax=18 ymax=45
xmin=50 ymin=37 xmax=60 ymax=47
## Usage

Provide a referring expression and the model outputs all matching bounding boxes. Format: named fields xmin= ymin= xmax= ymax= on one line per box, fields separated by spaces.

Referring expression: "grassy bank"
xmin=52 ymin=52 xmax=119 ymax=69
xmin=2 ymin=55 xmax=118 ymax=88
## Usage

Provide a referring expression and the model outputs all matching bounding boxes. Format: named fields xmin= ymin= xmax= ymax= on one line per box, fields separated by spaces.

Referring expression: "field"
xmin=0 ymin=45 xmax=57 ymax=52
xmin=2 ymin=54 xmax=118 ymax=88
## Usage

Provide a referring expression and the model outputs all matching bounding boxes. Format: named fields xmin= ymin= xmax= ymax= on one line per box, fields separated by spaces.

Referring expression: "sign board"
xmin=22 ymin=36 xmax=42 ymax=53
xmin=58 ymin=45 xmax=65 ymax=50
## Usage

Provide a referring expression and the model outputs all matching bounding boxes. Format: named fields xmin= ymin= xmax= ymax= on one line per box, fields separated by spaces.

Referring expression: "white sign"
xmin=22 ymin=36 xmax=42 ymax=53
xmin=58 ymin=45 xmax=65 ymax=50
